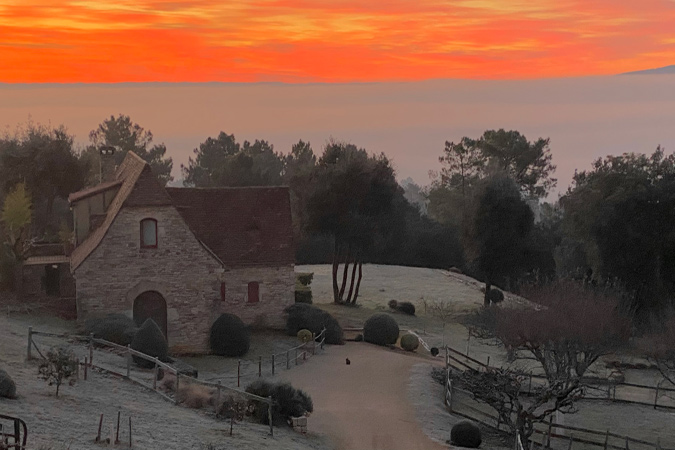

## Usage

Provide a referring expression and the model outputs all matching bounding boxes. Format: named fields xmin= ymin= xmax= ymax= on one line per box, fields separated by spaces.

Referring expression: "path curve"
xmin=281 ymin=342 xmax=447 ymax=450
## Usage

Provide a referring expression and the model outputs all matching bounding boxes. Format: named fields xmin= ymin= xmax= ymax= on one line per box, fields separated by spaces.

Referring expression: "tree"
xmin=38 ymin=347 xmax=78 ymax=397
xmin=305 ymin=140 xmax=400 ymax=304
xmin=561 ymin=148 xmax=675 ymax=315
xmin=88 ymin=114 xmax=173 ymax=185
xmin=473 ymin=176 xmax=534 ymax=305
xmin=1 ymin=182 xmax=32 ymax=260
xmin=0 ymin=122 xmax=86 ymax=234
xmin=181 ymin=132 xmax=283 ymax=187
xmin=282 ymin=140 xmax=318 ymax=249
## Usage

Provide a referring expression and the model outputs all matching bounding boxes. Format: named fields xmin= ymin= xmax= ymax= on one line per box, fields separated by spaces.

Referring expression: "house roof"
xmin=166 ymin=187 xmax=295 ymax=267
xmin=71 ymin=151 xmax=161 ymax=271
xmin=68 ymin=179 xmax=123 ymax=203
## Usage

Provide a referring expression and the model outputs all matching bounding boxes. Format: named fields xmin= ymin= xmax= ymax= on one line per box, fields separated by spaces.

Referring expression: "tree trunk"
xmin=332 ymin=243 xmax=341 ymax=303
xmin=484 ymin=280 xmax=491 ymax=307
xmin=338 ymin=247 xmax=351 ymax=301
xmin=351 ymin=261 xmax=363 ymax=305
xmin=346 ymin=253 xmax=359 ymax=303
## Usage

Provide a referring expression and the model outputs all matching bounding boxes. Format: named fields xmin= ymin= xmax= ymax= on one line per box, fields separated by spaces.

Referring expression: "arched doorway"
xmin=133 ymin=291 xmax=168 ymax=341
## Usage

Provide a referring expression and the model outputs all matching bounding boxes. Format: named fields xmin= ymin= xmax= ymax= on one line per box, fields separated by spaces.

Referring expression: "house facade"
xmin=69 ymin=152 xmax=295 ymax=354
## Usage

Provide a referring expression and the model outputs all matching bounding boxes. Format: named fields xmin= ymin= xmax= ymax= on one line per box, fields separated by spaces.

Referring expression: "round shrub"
xmin=396 ymin=302 xmax=416 ymax=316
xmin=285 ymin=304 xmax=344 ymax=345
xmin=451 ymin=421 xmax=482 ymax=448
xmin=84 ymin=314 xmax=138 ymax=346
xmin=296 ymin=273 xmax=314 ymax=286
xmin=354 ymin=334 xmax=364 ymax=342
xmin=294 ymin=286 xmax=313 ymax=304
xmin=363 ymin=314 xmax=400 ymax=346
xmin=430 ymin=347 xmax=440 ymax=356
xmin=131 ymin=319 xmax=169 ymax=368
xmin=296 ymin=329 xmax=313 ymax=343
xmin=0 ymin=369 xmax=16 ymax=399
xmin=388 ymin=300 xmax=398 ymax=310
xmin=210 ymin=313 xmax=250 ymax=357
xmin=488 ymin=288 xmax=504 ymax=304
xmin=245 ymin=380 xmax=313 ymax=426
xmin=400 ymin=334 xmax=419 ymax=352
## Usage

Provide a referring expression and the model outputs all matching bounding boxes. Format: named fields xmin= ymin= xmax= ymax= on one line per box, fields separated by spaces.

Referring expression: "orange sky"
xmin=1 ymin=0 xmax=674 ymax=82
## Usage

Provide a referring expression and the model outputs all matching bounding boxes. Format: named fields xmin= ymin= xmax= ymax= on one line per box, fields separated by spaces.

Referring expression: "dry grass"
xmin=176 ymin=383 xmax=217 ymax=409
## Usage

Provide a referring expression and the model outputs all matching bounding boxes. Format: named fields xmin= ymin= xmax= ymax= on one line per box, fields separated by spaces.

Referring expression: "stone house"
xmin=68 ymin=151 xmax=295 ymax=354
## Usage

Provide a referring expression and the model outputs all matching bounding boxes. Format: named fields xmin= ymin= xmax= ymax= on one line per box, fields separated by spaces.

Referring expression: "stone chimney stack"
xmin=99 ymin=146 xmax=117 ymax=183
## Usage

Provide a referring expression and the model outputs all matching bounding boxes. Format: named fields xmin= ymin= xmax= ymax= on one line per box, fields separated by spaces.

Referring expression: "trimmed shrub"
xmin=210 ymin=313 xmax=251 ymax=357
xmin=295 ymin=284 xmax=313 ymax=304
xmin=363 ymin=314 xmax=400 ymax=346
xmin=245 ymin=380 xmax=313 ymax=426
xmin=0 ymin=369 xmax=16 ymax=399
xmin=84 ymin=314 xmax=138 ymax=346
xmin=297 ymin=329 xmax=313 ymax=343
xmin=131 ymin=319 xmax=169 ymax=368
xmin=430 ymin=347 xmax=440 ymax=356
xmin=296 ymin=273 xmax=314 ymax=286
xmin=451 ymin=421 xmax=482 ymax=448
xmin=396 ymin=302 xmax=416 ymax=316
xmin=285 ymin=303 xmax=344 ymax=345
xmin=400 ymin=334 xmax=419 ymax=352
xmin=488 ymin=288 xmax=504 ymax=304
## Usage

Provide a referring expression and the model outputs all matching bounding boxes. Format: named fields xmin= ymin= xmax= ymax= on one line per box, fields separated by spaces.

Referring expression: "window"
xmin=220 ymin=282 xmax=226 ymax=302
xmin=247 ymin=282 xmax=260 ymax=303
xmin=140 ymin=218 xmax=158 ymax=248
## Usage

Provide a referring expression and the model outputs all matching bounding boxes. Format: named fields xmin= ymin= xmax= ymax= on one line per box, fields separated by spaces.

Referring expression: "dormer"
xmin=69 ymin=180 xmax=122 ymax=245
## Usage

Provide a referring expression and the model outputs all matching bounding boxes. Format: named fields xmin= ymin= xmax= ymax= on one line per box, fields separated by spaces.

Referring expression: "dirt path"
xmin=280 ymin=342 xmax=447 ymax=450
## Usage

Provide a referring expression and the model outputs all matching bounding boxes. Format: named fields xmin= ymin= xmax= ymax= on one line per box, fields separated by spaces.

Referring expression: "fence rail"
xmin=443 ymin=345 xmax=675 ymax=450
xmin=26 ymin=326 xmax=327 ymax=437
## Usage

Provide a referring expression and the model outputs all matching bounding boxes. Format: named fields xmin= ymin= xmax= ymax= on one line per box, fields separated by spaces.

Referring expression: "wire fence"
xmin=26 ymin=327 xmax=326 ymax=437
xmin=443 ymin=345 xmax=675 ymax=450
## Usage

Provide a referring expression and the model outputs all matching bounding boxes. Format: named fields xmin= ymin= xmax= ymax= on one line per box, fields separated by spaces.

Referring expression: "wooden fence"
xmin=443 ymin=346 xmax=675 ymax=450
xmin=0 ymin=414 xmax=27 ymax=450
xmin=26 ymin=327 xmax=325 ymax=437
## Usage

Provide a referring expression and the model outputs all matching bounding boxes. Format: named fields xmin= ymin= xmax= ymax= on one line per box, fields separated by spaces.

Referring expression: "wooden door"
xmin=133 ymin=291 xmax=168 ymax=341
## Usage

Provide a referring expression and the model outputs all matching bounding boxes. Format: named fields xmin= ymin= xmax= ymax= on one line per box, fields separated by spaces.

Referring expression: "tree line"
xmin=1 ymin=115 xmax=674 ymax=322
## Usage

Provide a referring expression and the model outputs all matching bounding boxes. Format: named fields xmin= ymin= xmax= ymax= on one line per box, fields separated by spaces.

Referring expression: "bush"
xmin=285 ymin=303 xmax=344 ymax=345
xmin=430 ymin=347 xmax=440 ymax=356
xmin=354 ymin=334 xmax=364 ymax=342
xmin=38 ymin=347 xmax=78 ymax=397
xmin=363 ymin=314 xmax=400 ymax=346
xmin=131 ymin=319 xmax=169 ymax=368
xmin=210 ymin=313 xmax=250 ymax=357
xmin=488 ymin=288 xmax=504 ymax=304
xmin=296 ymin=273 xmax=314 ymax=286
xmin=388 ymin=300 xmax=398 ymax=310
xmin=84 ymin=314 xmax=138 ymax=346
xmin=245 ymin=380 xmax=313 ymax=426
xmin=177 ymin=383 xmax=216 ymax=409
xmin=295 ymin=284 xmax=313 ymax=304
xmin=400 ymin=334 xmax=419 ymax=351
xmin=451 ymin=421 xmax=482 ymax=448
xmin=396 ymin=302 xmax=416 ymax=316
xmin=0 ymin=369 xmax=16 ymax=399
xmin=297 ymin=329 xmax=313 ymax=343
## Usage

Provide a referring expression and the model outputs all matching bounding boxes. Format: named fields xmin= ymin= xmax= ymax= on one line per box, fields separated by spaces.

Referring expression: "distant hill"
xmin=621 ymin=65 xmax=675 ymax=75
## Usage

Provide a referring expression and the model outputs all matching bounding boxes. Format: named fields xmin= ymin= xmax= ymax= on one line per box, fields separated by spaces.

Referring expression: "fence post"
xmin=268 ymin=397 xmax=274 ymax=436
xmin=215 ymin=381 xmax=221 ymax=415
xmin=466 ymin=329 xmax=471 ymax=357
xmin=84 ymin=357 xmax=88 ymax=380
xmin=272 ymin=355 xmax=275 ymax=376
xmin=547 ymin=415 xmax=553 ymax=448
xmin=153 ymin=358 xmax=159 ymax=390
xmin=89 ymin=333 xmax=94 ymax=367
xmin=449 ymin=379 xmax=454 ymax=411
xmin=654 ymin=386 xmax=659 ymax=409
xmin=604 ymin=430 xmax=609 ymax=450
xmin=237 ymin=360 xmax=241 ymax=387
xmin=27 ymin=326 xmax=33 ymax=360
xmin=567 ymin=434 xmax=573 ymax=450
xmin=625 ymin=437 xmax=629 ymax=450
xmin=444 ymin=368 xmax=449 ymax=406
xmin=487 ymin=356 xmax=490 ymax=368
xmin=657 ymin=438 xmax=662 ymax=450
xmin=126 ymin=345 xmax=131 ymax=379
xmin=175 ymin=372 xmax=180 ymax=405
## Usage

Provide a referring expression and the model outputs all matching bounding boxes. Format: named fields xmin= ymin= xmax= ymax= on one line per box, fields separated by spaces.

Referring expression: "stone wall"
xmin=218 ymin=265 xmax=295 ymax=330
xmin=74 ymin=205 xmax=294 ymax=354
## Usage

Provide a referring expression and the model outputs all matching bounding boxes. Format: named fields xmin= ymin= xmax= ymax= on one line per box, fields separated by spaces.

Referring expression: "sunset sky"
xmin=1 ymin=0 xmax=675 ymax=82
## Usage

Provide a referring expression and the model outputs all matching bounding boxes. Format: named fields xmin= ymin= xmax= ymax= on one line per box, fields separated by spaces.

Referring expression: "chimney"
xmin=99 ymin=146 xmax=117 ymax=182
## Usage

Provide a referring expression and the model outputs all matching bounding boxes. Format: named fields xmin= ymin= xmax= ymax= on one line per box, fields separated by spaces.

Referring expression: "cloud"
xmin=0 ymin=0 xmax=674 ymax=81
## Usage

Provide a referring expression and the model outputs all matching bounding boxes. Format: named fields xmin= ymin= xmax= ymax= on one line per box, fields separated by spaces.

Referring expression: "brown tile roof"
xmin=166 ymin=187 xmax=294 ymax=267
xmin=71 ymin=152 xmax=166 ymax=271
xmin=68 ymin=179 xmax=123 ymax=203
